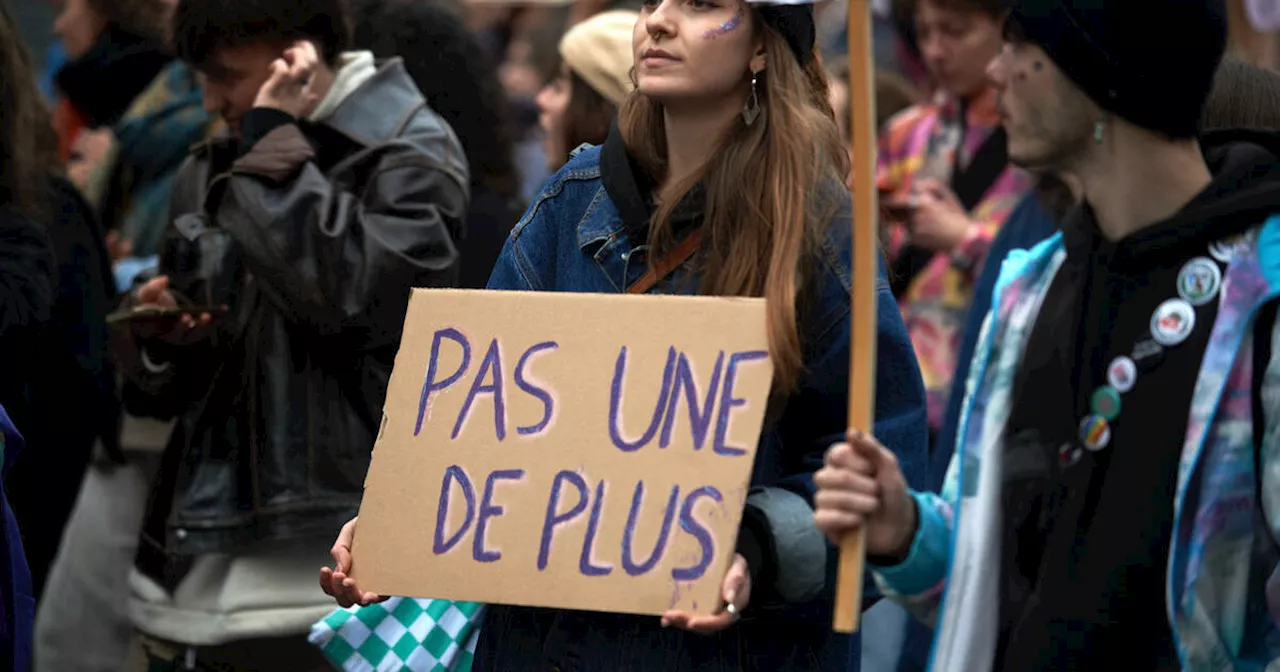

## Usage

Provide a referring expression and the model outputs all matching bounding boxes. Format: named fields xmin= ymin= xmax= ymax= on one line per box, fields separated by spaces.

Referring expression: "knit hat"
xmin=1009 ymin=0 xmax=1227 ymax=138
xmin=559 ymin=11 xmax=639 ymax=107
xmin=751 ymin=0 xmax=816 ymax=65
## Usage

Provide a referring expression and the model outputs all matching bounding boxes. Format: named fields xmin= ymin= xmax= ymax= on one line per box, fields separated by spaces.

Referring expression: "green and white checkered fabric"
xmin=308 ymin=598 xmax=485 ymax=672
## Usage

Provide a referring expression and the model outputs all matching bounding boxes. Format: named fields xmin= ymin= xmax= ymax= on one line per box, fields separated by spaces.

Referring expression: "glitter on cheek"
xmin=702 ymin=5 xmax=744 ymax=39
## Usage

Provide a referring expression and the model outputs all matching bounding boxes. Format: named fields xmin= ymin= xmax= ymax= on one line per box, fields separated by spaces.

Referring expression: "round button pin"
xmin=1078 ymin=415 xmax=1111 ymax=452
xmin=1208 ymin=239 xmax=1237 ymax=264
xmin=1177 ymin=257 xmax=1222 ymax=306
xmin=1150 ymin=298 xmax=1196 ymax=347
xmin=1091 ymin=386 xmax=1122 ymax=421
xmin=1107 ymin=356 xmax=1137 ymax=393
xmin=1208 ymin=231 xmax=1254 ymax=264
xmin=1058 ymin=443 xmax=1083 ymax=468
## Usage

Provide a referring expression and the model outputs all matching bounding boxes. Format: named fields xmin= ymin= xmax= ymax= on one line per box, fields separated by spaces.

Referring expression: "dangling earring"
xmin=743 ymin=72 xmax=761 ymax=126
xmin=1093 ymin=118 xmax=1106 ymax=144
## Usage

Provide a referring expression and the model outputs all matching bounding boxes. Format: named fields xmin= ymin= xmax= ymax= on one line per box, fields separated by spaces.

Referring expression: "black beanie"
xmin=1009 ymin=0 xmax=1227 ymax=138
xmin=756 ymin=3 xmax=816 ymax=65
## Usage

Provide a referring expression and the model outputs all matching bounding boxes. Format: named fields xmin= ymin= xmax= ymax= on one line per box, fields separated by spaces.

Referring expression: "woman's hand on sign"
xmin=660 ymin=553 xmax=750 ymax=634
xmin=319 ymin=517 xmax=389 ymax=608
xmin=813 ymin=430 xmax=918 ymax=563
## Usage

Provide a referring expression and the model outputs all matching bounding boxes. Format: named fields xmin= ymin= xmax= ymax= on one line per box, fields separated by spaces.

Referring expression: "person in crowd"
xmin=0 ymin=0 xmax=122 ymax=605
xmin=50 ymin=0 xmax=170 ymax=175
xmin=323 ymin=0 xmax=929 ymax=669
xmin=113 ymin=0 xmax=469 ymax=667
xmin=877 ymin=0 xmax=1031 ymax=443
xmin=33 ymin=2 xmax=203 ymax=662
xmin=51 ymin=0 xmax=215 ymax=290
xmin=491 ymin=5 xmax=573 ymax=200
xmin=890 ymin=52 xmax=1280 ymax=672
xmin=0 ymin=0 xmax=86 ymax=667
xmin=817 ymin=1 xmax=1280 ymax=668
xmin=535 ymin=9 xmax=637 ymax=171
xmin=350 ymin=0 xmax=522 ymax=289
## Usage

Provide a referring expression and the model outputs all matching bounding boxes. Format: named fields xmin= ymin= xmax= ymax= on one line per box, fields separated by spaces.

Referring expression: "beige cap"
xmin=558 ymin=10 xmax=639 ymax=107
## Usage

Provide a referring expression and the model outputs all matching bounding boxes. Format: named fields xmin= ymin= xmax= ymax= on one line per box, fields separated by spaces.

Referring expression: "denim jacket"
xmin=876 ymin=219 xmax=1280 ymax=670
xmin=475 ymin=138 xmax=929 ymax=671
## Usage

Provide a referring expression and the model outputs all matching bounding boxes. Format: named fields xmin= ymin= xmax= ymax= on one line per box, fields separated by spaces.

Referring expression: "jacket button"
xmin=621 ymin=251 xmax=630 ymax=261
xmin=175 ymin=528 xmax=188 ymax=540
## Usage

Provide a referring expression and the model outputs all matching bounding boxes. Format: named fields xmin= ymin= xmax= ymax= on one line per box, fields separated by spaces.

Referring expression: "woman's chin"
xmin=635 ymin=79 xmax=686 ymax=103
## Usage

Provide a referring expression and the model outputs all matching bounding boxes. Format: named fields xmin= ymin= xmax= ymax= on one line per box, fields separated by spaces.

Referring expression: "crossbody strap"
xmin=626 ymin=229 xmax=703 ymax=295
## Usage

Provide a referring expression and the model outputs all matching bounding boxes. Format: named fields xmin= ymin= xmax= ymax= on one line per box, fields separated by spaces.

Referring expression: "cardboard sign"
xmin=352 ymin=289 xmax=772 ymax=616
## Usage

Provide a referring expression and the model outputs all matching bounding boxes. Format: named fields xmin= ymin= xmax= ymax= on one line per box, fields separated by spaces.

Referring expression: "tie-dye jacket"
xmin=876 ymin=87 xmax=1033 ymax=429
xmin=872 ymin=217 xmax=1280 ymax=670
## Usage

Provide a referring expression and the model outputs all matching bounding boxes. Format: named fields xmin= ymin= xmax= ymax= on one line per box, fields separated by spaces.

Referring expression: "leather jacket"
xmin=120 ymin=58 xmax=469 ymax=578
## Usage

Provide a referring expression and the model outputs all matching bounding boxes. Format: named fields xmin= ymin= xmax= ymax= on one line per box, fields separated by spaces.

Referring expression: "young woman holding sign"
xmin=321 ymin=0 xmax=929 ymax=668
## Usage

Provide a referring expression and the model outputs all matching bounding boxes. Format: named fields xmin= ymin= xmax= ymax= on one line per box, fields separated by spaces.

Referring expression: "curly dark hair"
xmin=171 ymin=0 xmax=350 ymax=67
xmin=0 ymin=0 xmax=59 ymax=218
xmin=349 ymin=0 xmax=519 ymax=202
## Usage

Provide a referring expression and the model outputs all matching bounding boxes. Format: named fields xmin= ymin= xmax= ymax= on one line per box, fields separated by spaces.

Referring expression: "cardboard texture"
xmin=353 ymin=289 xmax=772 ymax=617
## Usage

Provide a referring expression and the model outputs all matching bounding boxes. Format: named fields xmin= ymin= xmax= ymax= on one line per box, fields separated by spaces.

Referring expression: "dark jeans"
xmin=127 ymin=632 xmax=331 ymax=672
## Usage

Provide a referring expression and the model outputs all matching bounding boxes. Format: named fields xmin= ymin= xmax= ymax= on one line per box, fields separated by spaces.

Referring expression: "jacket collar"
xmin=307 ymin=51 xmax=377 ymax=124
xmin=588 ymin=121 xmax=705 ymax=250
xmin=323 ymin=57 xmax=423 ymax=146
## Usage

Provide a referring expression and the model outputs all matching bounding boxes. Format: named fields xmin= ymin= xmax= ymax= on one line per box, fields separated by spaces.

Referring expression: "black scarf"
xmin=56 ymin=28 xmax=172 ymax=129
xmin=599 ymin=122 xmax=705 ymax=242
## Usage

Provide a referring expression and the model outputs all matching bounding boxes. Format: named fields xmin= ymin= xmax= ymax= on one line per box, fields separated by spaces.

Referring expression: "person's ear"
xmin=749 ymin=44 xmax=766 ymax=74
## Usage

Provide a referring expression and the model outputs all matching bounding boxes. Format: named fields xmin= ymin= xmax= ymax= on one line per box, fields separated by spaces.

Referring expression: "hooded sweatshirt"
xmin=994 ymin=130 xmax=1280 ymax=670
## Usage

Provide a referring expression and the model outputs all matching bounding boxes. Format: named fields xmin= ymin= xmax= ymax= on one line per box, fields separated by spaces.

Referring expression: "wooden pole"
xmin=832 ymin=0 xmax=877 ymax=635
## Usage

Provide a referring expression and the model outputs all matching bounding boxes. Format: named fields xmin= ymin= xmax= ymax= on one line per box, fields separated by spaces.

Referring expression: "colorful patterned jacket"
xmin=876 ymin=87 xmax=1032 ymax=429
xmin=873 ymin=217 xmax=1280 ymax=670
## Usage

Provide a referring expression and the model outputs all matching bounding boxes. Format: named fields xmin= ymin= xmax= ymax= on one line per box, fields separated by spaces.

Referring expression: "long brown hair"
xmin=0 ymin=0 xmax=58 ymax=219
xmin=562 ymin=67 xmax=618 ymax=158
xmin=620 ymin=21 xmax=849 ymax=397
